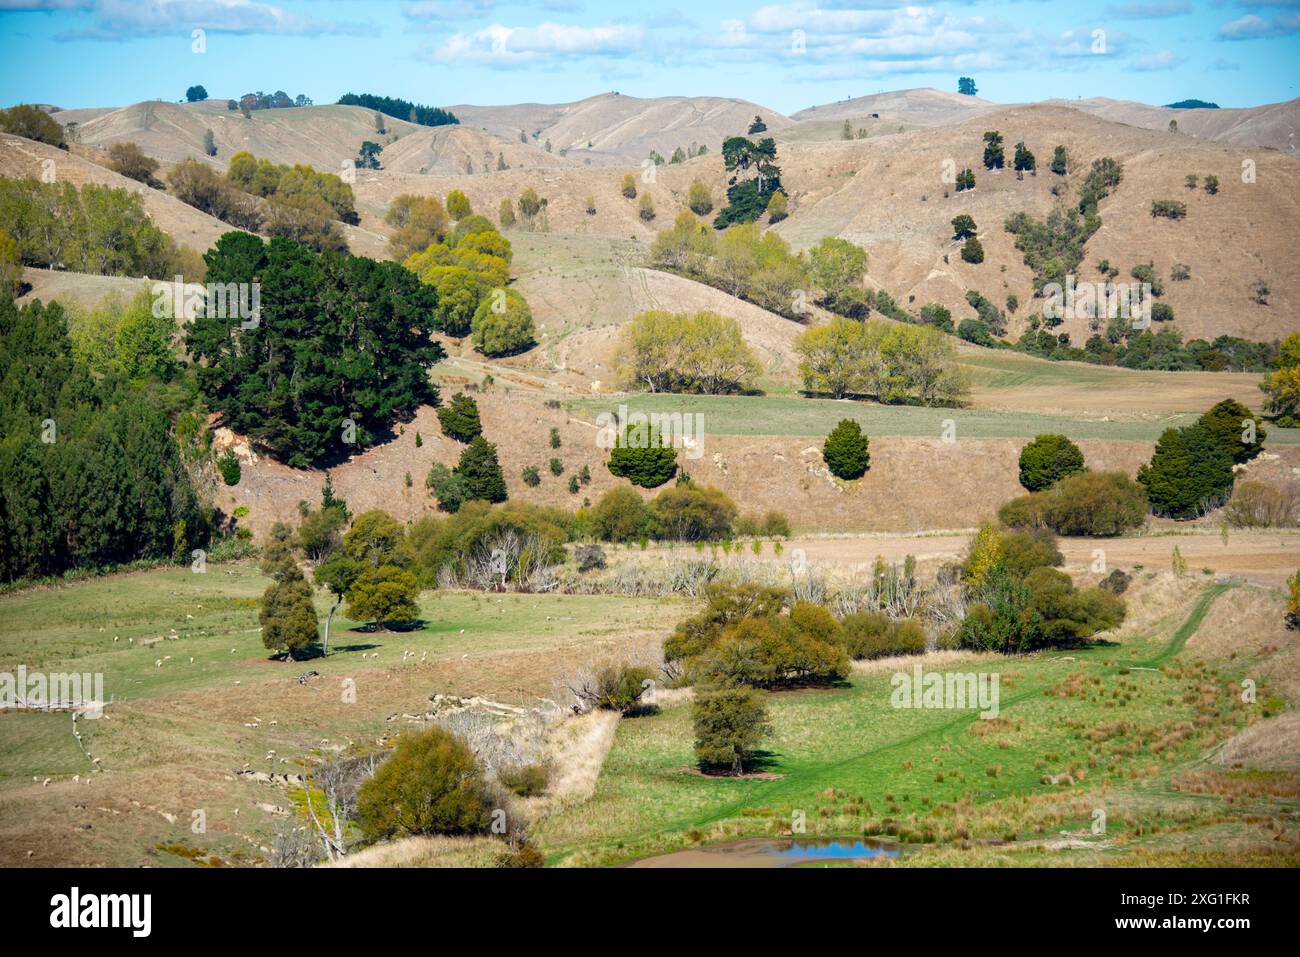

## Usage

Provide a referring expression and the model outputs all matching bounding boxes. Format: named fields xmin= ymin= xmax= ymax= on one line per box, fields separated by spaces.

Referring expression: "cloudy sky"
xmin=0 ymin=0 xmax=1297 ymax=112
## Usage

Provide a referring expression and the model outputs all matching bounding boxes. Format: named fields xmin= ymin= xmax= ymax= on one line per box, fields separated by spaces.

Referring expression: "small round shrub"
xmin=1017 ymin=434 xmax=1085 ymax=492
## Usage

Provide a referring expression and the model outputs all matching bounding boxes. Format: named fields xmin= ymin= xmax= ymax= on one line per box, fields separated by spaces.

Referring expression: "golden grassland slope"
xmin=448 ymin=92 xmax=793 ymax=166
xmin=792 ymin=87 xmax=1001 ymax=126
xmin=55 ymin=100 xmax=426 ymax=170
xmin=770 ymin=104 xmax=1300 ymax=343
xmin=1045 ymin=96 xmax=1300 ymax=154
xmin=376 ymin=123 xmax=572 ymax=176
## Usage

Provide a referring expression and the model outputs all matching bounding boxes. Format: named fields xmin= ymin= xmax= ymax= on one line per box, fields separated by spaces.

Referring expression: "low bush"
xmin=356 ymin=727 xmax=492 ymax=842
xmin=1000 ymin=471 xmax=1147 ymax=536
xmin=837 ymin=612 xmax=927 ymax=659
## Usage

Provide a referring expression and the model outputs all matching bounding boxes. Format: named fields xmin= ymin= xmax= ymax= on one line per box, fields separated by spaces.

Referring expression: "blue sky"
xmin=0 ymin=1 xmax=1297 ymax=113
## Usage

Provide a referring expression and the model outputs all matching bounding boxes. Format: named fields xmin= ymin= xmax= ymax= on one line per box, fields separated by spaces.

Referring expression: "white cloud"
xmin=53 ymin=0 xmax=372 ymax=39
xmin=1218 ymin=11 xmax=1300 ymax=39
xmin=433 ymin=21 xmax=644 ymax=66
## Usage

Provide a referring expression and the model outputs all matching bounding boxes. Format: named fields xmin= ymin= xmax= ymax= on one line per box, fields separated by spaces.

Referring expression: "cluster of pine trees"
xmin=0 ymin=296 xmax=209 ymax=583
xmin=186 ymin=232 xmax=447 ymax=469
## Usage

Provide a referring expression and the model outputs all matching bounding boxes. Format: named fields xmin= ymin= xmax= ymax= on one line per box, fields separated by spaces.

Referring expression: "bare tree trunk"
xmin=323 ymin=597 xmax=341 ymax=656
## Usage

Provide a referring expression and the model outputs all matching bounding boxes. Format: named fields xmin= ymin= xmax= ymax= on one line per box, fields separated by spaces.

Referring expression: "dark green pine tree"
xmin=437 ymin=392 xmax=483 ymax=443
xmin=456 ymin=436 xmax=508 ymax=503
xmin=1138 ymin=425 xmax=1234 ymax=519
xmin=823 ymin=419 xmax=870 ymax=480
xmin=259 ymin=560 xmax=320 ymax=660
xmin=1196 ymin=398 xmax=1265 ymax=464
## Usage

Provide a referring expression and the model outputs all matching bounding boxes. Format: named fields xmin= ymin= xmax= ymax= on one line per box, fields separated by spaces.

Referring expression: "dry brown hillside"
xmin=56 ymin=100 xmax=426 ymax=171
xmin=1045 ymin=96 xmax=1300 ymax=154
xmin=378 ymin=124 xmax=571 ymax=176
xmin=449 ymin=92 xmax=791 ymax=166
xmin=792 ymin=87 xmax=1000 ymax=126
xmin=770 ymin=104 xmax=1300 ymax=344
xmin=795 ymin=88 xmax=1299 ymax=154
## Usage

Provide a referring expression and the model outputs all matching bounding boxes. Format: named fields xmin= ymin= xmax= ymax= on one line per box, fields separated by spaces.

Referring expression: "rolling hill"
xmin=448 ymin=92 xmax=792 ymax=166
xmin=1045 ymin=96 xmax=1300 ymax=154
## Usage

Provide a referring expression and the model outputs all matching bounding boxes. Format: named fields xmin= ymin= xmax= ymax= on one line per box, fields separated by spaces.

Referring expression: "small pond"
xmin=626 ymin=836 xmax=902 ymax=868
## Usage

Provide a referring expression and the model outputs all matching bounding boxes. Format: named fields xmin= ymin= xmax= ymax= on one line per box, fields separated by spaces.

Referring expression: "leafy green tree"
xmin=958 ymin=77 xmax=977 ymax=96
xmin=518 ymin=187 xmax=544 ymax=221
xmin=0 ymin=104 xmax=66 ymax=147
xmin=714 ymin=136 xmax=781 ymax=227
xmin=956 ymin=566 xmax=1041 ymax=653
xmin=470 ymin=289 xmax=535 ymax=357
xmin=185 ymin=85 xmax=209 ymax=102
xmin=446 ymin=189 xmax=472 ymax=220
xmin=807 ymin=236 xmax=867 ymax=304
xmin=1050 ymin=145 xmax=1068 ymax=176
xmin=426 ymin=462 xmax=468 ymax=513
xmin=649 ymin=483 xmax=737 ymax=541
xmin=918 ymin=302 xmax=953 ymax=332
xmin=982 ymin=131 xmax=1004 ymax=170
xmin=1260 ymin=334 xmax=1300 ymax=426
xmin=687 ymin=180 xmax=713 ymax=215
xmin=356 ymin=727 xmax=491 ymax=842
xmin=590 ymin=486 xmax=651 ymax=542
xmin=218 ymin=449 xmax=241 ymax=486
xmin=342 ymin=509 xmax=404 ymax=568
xmin=766 ymin=191 xmax=788 ymax=223
xmin=346 ymin=563 xmax=420 ymax=628
xmin=1197 ymin=398 xmax=1265 ymax=463
xmin=108 ymin=142 xmax=160 ymax=186
xmin=456 ymin=436 xmax=508 ymax=503
xmin=692 ymin=687 xmax=772 ymax=775
xmin=823 ymin=419 xmax=870 ymax=480
xmin=1018 ymin=434 xmax=1085 ymax=491
xmin=356 ymin=141 xmax=383 ymax=170
xmin=0 ymin=229 xmax=20 ymax=298
xmin=1138 ymin=425 xmax=1235 ymax=519
xmin=437 ymin=392 xmax=482 ymax=443
xmin=421 ymin=266 xmax=481 ymax=337
xmin=0 ymin=297 xmax=208 ymax=583
xmin=259 ymin=562 xmax=319 ymax=659
xmin=1013 ymin=141 xmax=1035 ymax=173
xmin=960 ymin=236 xmax=984 ymax=263
xmin=521 ymin=465 xmax=540 ymax=487
xmin=951 ymin=214 xmax=977 ymax=240
xmin=607 ymin=426 xmax=678 ymax=488
xmin=297 ymin=504 xmax=346 ymax=562
xmin=384 ymin=194 xmax=448 ymax=261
